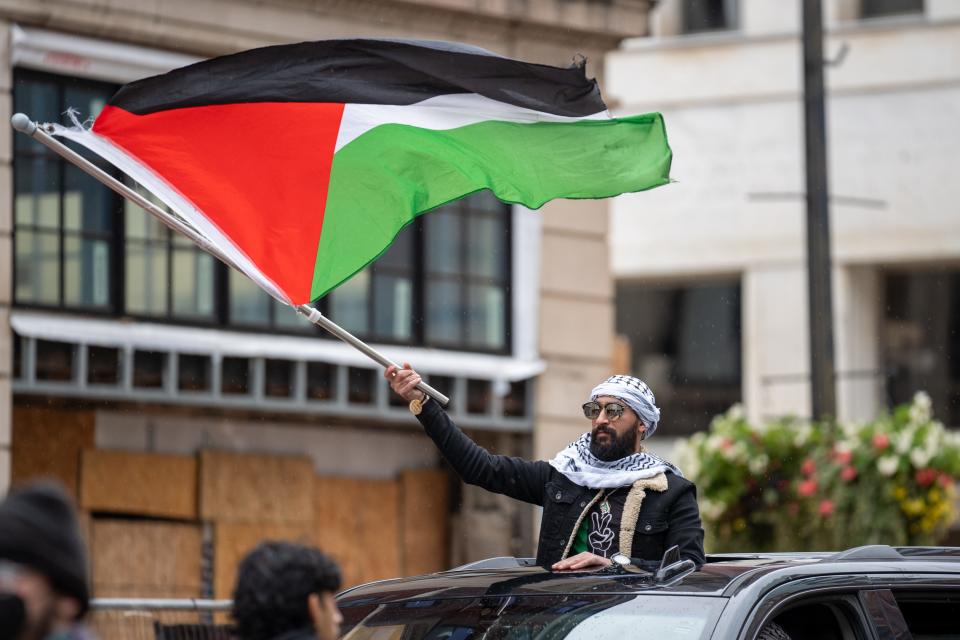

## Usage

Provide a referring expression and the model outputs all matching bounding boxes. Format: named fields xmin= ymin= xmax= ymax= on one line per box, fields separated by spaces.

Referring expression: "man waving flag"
xmin=51 ymin=39 xmax=672 ymax=306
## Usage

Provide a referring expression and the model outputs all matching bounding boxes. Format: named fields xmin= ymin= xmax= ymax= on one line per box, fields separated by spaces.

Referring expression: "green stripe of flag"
xmin=310 ymin=113 xmax=671 ymax=300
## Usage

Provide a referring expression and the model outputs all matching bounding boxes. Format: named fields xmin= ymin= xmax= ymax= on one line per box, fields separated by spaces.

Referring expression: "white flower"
xmin=834 ymin=440 xmax=853 ymax=455
xmin=793 ymin=424 xmax=814 ymax=447
xmin=673 ymin=440 xmax=701 ymax=480
xmin=895 ymin=429 xmax=915 ymax=455
xmin=749 ymin=454 xmax=770 ymax=475
xmin=909 ymin=391 xmax=932 ymax=424
xmin=726 ymin=403 xmax=744 ymax=421
xmin=706 ymin=433 xmax=725 ymax=451
xmin=724 ymin=441 xmax=749 ymax=463
xmin=841 ymin=422 xmax=860 ymax=439
xmin=877 ymin=455 xmax=900 ymax=477
xmin=910 ymin=448 xmax=932 ymax=469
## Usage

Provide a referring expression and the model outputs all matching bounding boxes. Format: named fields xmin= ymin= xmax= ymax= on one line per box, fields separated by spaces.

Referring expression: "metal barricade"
xmin=89 ymin=598 xmax=234 ymax=640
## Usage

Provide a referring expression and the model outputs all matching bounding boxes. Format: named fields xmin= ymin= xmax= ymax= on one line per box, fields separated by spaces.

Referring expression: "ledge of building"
xmin=10 ymin=310 xmax=546 ymax=382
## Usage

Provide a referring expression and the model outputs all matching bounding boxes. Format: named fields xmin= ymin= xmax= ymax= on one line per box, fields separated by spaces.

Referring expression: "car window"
xmin=756 ymin=598 xmax=869 ymax=640
xmin=892 ymin=590 xmax=960 ymax=639
xmin=341 ymin=595 xmax=727 ymax=640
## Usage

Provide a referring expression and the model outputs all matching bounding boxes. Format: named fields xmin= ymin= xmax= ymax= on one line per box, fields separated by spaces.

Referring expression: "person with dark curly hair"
xmin=231 ymin=541 xmax=343 ymax=640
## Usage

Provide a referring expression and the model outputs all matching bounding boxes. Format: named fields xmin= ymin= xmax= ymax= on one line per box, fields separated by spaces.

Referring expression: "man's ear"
xmin=308 ymin=592 xmax=323 ymax=626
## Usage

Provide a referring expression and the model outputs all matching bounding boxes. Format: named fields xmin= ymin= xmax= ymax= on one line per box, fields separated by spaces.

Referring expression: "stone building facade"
xmin=0 ymin=0 xmax=653 ymax=593
xmin=606 ymin=0 xmax=960 ymax=461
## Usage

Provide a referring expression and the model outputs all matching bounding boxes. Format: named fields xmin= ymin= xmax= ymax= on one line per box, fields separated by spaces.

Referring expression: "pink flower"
xmin=801 ymin=458 xmax=816 ymax=476
xmin=938 ymin=473 xmax=954 ymax=488
xmin=915 ymin=468 xmax=937 ymax=487
xmin=872 ymin=433 xmax=890 ymax=451
xmin=818 ymin=500 xmax=835 ymax=517
xmin=833 ymin=449 xmax=852 ymax=465
xmin=841 ymin=466 xmax=858 ymax=482
xmin=798 ymin=479 xmax=818 ymax=497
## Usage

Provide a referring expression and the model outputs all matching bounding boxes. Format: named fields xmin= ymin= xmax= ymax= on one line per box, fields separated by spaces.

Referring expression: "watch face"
xmin=611 ymin=554 xmax=631 ymax=566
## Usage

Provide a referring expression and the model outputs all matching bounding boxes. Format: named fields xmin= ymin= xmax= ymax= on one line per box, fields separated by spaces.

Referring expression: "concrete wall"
xmin=606 ymin=2 xmax=960 ymax=426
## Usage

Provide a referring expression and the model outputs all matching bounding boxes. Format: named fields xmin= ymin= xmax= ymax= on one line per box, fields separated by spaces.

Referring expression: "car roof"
xmin=337 ymin=546 xmax=960 ymax=607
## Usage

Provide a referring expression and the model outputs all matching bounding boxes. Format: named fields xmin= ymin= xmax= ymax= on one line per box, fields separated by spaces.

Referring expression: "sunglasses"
xmin=581 ymin=401 xmax=627 ymax=420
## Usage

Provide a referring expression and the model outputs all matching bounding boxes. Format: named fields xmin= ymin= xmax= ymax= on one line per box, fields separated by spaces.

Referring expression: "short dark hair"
xmin=231 ymin=541 xmax=342 ymax=640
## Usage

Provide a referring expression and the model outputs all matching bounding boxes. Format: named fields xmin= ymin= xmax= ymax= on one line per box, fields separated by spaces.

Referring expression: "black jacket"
xmin=416 ymin=401 xmax=705 ymax=568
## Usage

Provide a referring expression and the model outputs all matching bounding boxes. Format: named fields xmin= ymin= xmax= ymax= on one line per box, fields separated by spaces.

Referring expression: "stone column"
xmin=834 ymin=266 xmax=882 ymax=424
xmin=742 ymin=264 xmax=811 ymax=424
xmin=0 ymin=19 xmax=12 ymax=495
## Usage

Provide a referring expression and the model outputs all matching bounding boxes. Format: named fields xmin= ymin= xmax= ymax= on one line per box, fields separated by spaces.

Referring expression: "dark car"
xmin=336 ymin=545 xmax=960 ymax=640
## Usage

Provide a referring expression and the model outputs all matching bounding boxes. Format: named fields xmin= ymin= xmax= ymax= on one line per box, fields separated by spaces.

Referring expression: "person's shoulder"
xmin=666 ymin=472 xmax=696 ymax=491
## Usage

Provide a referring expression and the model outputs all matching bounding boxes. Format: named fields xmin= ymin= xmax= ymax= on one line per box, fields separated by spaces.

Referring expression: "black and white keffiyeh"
xmin=591 ymin=374 xmax=661 ymax=437
xmin=548 ymin=432 xmax=683 ymax=489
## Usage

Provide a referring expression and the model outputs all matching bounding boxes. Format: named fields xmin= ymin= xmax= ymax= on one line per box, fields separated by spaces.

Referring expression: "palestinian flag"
xmin=54 ymin=39 xmax=672 ymax=305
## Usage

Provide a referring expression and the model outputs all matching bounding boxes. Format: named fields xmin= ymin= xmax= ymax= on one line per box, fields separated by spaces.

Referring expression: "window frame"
xmin=13 ymin=68 xmax=124 ymax=315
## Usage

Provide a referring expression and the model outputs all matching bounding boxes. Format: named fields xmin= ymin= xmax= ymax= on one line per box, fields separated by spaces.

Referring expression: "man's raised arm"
xmin=385 ymin=363 xmax=551 ymax=506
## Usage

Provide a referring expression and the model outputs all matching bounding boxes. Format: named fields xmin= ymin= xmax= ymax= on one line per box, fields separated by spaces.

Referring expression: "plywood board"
xmin=314 ymin=476 xmax=401 ymax=588
xmin=200 ymin=450 xmax=313 ymax=523
xmin=81 ymin=449 xmax=197 ymax=519
xmin=11 ymin=406 xmax=95 ymax=498
xmin=91 ymin=519 xmax=202 ymax=596
xmin=400 ymin=468 xmax=450 ymax=576
xmin=89 ymin=607 xmax=210 ymax=640
xmin=214 ymin=521 xmax=314 ymax=600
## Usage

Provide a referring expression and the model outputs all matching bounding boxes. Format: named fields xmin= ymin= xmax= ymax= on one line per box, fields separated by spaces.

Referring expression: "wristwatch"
xmin=409 ymin=393 xmax=430 ymax=416
xmin=610 ymin=553 xmax=632 ymax=568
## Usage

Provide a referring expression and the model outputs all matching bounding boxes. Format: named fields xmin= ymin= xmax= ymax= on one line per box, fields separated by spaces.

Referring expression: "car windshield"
xmin=341 ymin=594 xmax=727 ymax=640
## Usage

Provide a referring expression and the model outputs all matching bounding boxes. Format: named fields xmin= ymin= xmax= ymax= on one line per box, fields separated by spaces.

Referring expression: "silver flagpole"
xmin=11 ymin=113 xmax=450 ymax=407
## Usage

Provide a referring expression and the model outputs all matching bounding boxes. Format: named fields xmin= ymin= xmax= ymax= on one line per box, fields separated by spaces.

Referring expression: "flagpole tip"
xmin=11 ymin=113 xmax=36 ymax=135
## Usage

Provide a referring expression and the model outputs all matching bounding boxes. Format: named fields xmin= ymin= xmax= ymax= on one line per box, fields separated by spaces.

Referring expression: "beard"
xmin=590 ymin=422 xmax=639 ymax=462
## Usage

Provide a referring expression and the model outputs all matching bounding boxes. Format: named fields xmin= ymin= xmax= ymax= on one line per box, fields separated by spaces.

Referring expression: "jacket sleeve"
xmin=416 ymin=399 xmax=552 ymax=506
xmin=665 ymin=483 xmax=706 ymax=568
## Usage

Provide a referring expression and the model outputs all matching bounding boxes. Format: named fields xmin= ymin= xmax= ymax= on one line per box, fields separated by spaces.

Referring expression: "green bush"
xmin=674 ymin=393 xmax=960 ymax=552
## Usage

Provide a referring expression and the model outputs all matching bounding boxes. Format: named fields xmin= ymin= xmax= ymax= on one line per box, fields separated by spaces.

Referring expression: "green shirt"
xmin=571 ymin=517 xmax=590 ymax=554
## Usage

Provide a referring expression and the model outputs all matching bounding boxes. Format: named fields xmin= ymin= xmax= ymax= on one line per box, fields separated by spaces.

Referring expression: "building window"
xmin=228 ymin=267 xmax=315 ymax=331
xmin=14 ymin=73 xmax=118 ymax=310
xmin=616 ymin=280 xmax=742 ymax=435
xmin=125 ymin=199 xmax=218 ymax=321
xmin=682 ymin=0 xmax=738 ymax=34
xmin=424 ymin=190 xmax=510 ymax=351
xmin=326 ymin=227 xmax=415 ymax=341
xmin=14 ymin=70 xmax=513 ymax=354
xmin=883 ymin=269 xmax=959 ymax=426
xmin=861 ymin=0 xmax=924 ymax=19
